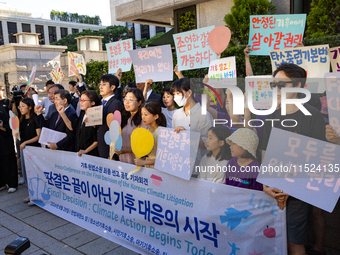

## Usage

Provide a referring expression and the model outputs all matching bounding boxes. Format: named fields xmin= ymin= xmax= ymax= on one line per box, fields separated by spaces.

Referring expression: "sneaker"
xmin=8 ymin=188 xmax=17 ymax=193
xmin=27 ymin=201 xmax=35 ymax=206
xmin=18 ymin=177 xmax=25 ymax=185
xmin=0 ymin=185 xmax=8 ymax=191
xmin=23 ymin=196 xmax=30 ymax=203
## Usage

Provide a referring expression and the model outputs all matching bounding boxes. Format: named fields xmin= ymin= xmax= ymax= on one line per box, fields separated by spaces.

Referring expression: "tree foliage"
xmin=134 ymin=32 xmax=165 ymax=48
xmin=224 ymin=0 xmax=276 ymax=46
xmin=179 ymin=10 xmax=196 ymax=32
xmin=305 ymin=0 xmax=340 ymax=38
xmin=50 ymin=10 xmax=102 ymax=25
xmin=50 ymin=25 xmax=128 ymax=52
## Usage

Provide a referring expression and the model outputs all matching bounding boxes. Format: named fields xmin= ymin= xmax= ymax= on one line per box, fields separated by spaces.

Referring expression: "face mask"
xmin=174 ymin=94 xmax=187 ymax=107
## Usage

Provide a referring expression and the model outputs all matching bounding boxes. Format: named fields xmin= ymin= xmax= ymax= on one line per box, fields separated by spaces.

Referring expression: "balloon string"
xmin=127 ymin=166 xmax=141 ymax=179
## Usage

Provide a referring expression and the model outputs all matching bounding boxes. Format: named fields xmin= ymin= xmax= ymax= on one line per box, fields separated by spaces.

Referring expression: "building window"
xmin=126 ymin=22 xmax=135 ymax=39
xmin=48 ymin=26 xmax=57 ymax=43
xmin=72 ymin=28 xmax=79 ymax=34
xmin=22 ymin=23 xmax=31 ymax=33
xmin=0 ymin=21 xmax=4 ymax=45
xmin=7 ymin=22 xmax=17 ymax=43
xmin=140 ymin=24 xmax=150 ymax=39
xmin=156 ymin=26 xmax=166 ymax=34
xmin=61 ymin=27 xmax=68 ymax=38
xmin=174 ymin=6 xmax=196 ymax=33
xmin=35 ymin=25 xmax=45 ymax=45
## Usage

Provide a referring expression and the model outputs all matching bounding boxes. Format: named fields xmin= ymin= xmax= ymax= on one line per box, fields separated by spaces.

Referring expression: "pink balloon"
xmin=208 ymin=26 xmax=231 ymax=56
xmin=11 ymin=117 xmax=17 ymax=130
xmin=113 ymin=111 xmax=122 ymax=126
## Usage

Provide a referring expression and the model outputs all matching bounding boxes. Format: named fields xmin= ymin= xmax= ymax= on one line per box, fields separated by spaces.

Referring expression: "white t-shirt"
xmin=197 ymin=154 xmax=228 ymax=184
xmin=162 ymin=107 xmax=179 ymax=128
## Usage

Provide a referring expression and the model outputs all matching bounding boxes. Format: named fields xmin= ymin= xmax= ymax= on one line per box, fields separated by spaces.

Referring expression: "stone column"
xmin=2 ymin=20 xmax=9 ymax=45
xmin=68 ymin=27 xmax=72 ymax=36
xmin=56 ymin=26 xmax=61 ymax=41
xmin=44 ymin=25 xmax=50 ymax=45
xmin=17 ymin=22 xmax=22 ymax=33
xmin=135 ymin=24 xmax=141 ymax=40
xmin=149 ymin=25 xmax=156 ymax=37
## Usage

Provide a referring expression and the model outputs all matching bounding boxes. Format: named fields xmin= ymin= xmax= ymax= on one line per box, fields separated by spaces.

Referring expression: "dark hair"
xmin=273 ymin=63 xmax=307 ymax=88
xmin=54 ymin=89 xmax=72 ymax=104
xmin=121 ymin=88 xmax=144 ymax=129
xmin=170 ymin=78 xmax=197 ymax=103
xmin=126 ymin=82 xmax=136 ymax=88
xmin=141 ymin=100 xmax=166 ymax=127
xmin=20 ymin=84 xmax=27 ymax=90
xmin=49 ymin=84 xmax=64 ymax=90
xmin=207 ymin=126 xmax=232 ymax=161
xmin=46 ymin=80 xmax=54 ymax=86
xmin=100 ymin=74 xmax=119 ymax=94
xmin=69 ymin=81 xmax=77 ymax=87
xmin=80 ymin=90 xmax=100 ymax=106
xmin=20 ymin=98 xmax=36 ymax=124
xmin=240 ymin=150 xmax=256 ymax=160
xmin=161 ymin=86 xmax=172 ymax=97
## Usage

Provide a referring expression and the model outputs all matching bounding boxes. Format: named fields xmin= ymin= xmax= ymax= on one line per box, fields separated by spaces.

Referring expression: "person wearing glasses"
xmin=259 ymin=63 xmax=326 ymax=255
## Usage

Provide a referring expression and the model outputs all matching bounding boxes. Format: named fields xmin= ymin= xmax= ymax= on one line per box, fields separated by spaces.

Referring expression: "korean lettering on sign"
xmin=106 ymin=38 xmax=133 ymax=74
xmin=328 ymin=46 xmax=340 ymax=72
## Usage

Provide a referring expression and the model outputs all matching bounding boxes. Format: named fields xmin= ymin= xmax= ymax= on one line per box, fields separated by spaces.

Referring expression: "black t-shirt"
xmin=0 ymin=98 xmax=11 ymax=118
xmin=20 ymin=118 xmax=40 ymax=147
xmin=259 ymin=104 xmax=326 ymax=151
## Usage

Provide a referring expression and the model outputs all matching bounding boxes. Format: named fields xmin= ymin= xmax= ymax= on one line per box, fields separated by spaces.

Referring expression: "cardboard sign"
xmin=325 ymin=72 xmax=340 ymax=135
xmin=24 ymin=146 xmax=287 ymax=254
xmin=173 ymin=26 xmax=217 ymax=71
xmin=85 ymin=105 xmax=103 ymax=127
xmin=106 ymin=39 xmax=133 ymax=74
xmin=328 ymin=46 xmax=340 ymax=72
xmin=257 ymin=128 xmax=340 ymax=213
xmin=129 ymin=45 xmax=173 ymax=83
xmin=248 ymin=14 xmax=306 ymax=56
xmin=207 ymin=56 xmax=237 ymax=87
xmin=68 ymin=52 xmax=86 ymax=76
xmin=245 ymin=76 xmax=274 ymax=110
xmin=154 ymin=127 xmax=200 ymax=180
xmin=50 ymin=66 xmax=64 ymax=84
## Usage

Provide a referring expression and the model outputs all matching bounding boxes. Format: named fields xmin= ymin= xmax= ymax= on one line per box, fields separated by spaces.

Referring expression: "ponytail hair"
xmin=207 ymin=126 xmax=232 ymax=161
xmin=141 ymin=100 xmax=166 ymax=127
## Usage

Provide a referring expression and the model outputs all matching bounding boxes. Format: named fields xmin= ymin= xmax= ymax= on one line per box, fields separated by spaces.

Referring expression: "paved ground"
xmin=0 ymin=185 xmax=139 ymax=255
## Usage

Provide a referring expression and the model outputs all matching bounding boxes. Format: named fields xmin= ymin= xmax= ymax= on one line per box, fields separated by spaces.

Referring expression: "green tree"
xmin=224 ymin=0 xmax=276 ymax=46
xmin=305 ymin=0 xmax=340 ymax=38
xmin=179 ymin=10 xmax=196 ymax=32
xmin=49 ymin=10 xmax=102 ymax=25
xmin=134 ymin=32 xmax=165 ymax=48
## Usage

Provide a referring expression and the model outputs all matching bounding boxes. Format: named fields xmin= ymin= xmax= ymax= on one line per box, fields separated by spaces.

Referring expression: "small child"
xmin=134 ymin=100 xmax=166 ymax=169
xmin=198 ymin=126 xmax=232 ymax=183
xmin=161 ymin=86 xmax=178 ymax=128
xmin=225 ymin=128 xmax=263 ymax=191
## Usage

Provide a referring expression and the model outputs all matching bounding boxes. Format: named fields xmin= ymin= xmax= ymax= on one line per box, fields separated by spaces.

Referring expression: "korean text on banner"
xmin=208 ymin=56 xmax=237 ymax=87
xmin=154 ymin=127 xmax=200 ymax=180
xmin=328 ymin=46 xmax=340 ymax=72
xmin=106 ymin=39 xmax=133 ymax=74
xmin=173 ymin=26 xmax=217 ymax=71
xmin=129 ymin=45 xmax=173 ymax=83
xmin=257 ymin=128 xmax=340 ymax=213
xmin=248 ymin=14 xmax=306 ymax=56
xmin=86 ymin=105 xmax=103 ymax=127
xmin=325 ymin=72 xmax=340 ymax=135
xmin=24 ymin=146 xmax=287 ymax=255
xmin=245 ymin=76 xmax=274 ymax=110
xmin=68 ymin=52 xmax=86 ymax=76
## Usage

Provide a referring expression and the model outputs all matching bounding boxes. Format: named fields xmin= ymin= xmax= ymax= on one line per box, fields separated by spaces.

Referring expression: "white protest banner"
xmin=68 ymin=52 xmax=86 ymax=76
xmin=24 ymin=146 xmax=287 ymax=255
xmin=257 ymin=128 xmax=340 ymax=213
xmin=173 ymin=26 xmax=217 ymax=71
xmin=245 ymin=76 xmax=274 ymax=110
xmin=328 ymin=46 xmax=340 ymax=72
xmin=269 ymin=45 xmax=330 ymax=93
xmin=324 ymin=72 xmax=340 ymax=135
xmin=129 ymin=45 xmax=173 ymax=83
xmin=207 ymin=56 xmax=237 ymax=88
xmin=154 ymin=127 xmax=200 ymax=180
xmin=106 ymin=39 xmax=133 ymax=74
xmin=86 ymin=105 xmax=103 ymax=127
xmin=38 ymin=127 xmax=66 ymax=146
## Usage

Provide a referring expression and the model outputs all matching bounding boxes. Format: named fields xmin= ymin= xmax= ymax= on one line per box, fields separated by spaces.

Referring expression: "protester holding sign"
xmin=116 ymin=88 xmax=148 ymax=164
xmin=161 ymin=86 xmax=178 ymax=128
xmin=198 ymin=126 xmax=231 ymax=183
xmin=134 ymin=100 xmax=166 ymax=169
xmin=325 ymin=124 xmax=340 ymax=145
xmin=259 ymin=63 xmax=326 ymax=255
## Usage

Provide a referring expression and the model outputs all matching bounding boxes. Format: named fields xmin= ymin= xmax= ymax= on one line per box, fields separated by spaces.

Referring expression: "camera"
xmin=10 ymin=85 xmax=24 ymax=103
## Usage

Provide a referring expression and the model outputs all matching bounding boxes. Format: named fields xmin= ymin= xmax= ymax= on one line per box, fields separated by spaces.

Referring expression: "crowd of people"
xmin=0 ymin=45 xmax=339 ymax=255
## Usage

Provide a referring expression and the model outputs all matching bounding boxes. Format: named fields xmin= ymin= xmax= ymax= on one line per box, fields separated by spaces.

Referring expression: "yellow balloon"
xmin=131 ymin=128 xmax=154 ymax=158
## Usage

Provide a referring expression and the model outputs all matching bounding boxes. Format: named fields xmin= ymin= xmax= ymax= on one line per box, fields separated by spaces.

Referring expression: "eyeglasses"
xmin=269 ymin=81 xmax=292 ymax=90
xmin=79 ymin=99 xmax=91 ymax=103
xmin=123 ymin=98 xmax=138 ymax=103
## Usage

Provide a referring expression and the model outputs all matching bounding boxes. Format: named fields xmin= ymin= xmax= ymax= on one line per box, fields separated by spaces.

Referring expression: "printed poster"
xmin=106 ymin=39 xmax=133 ymax=74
